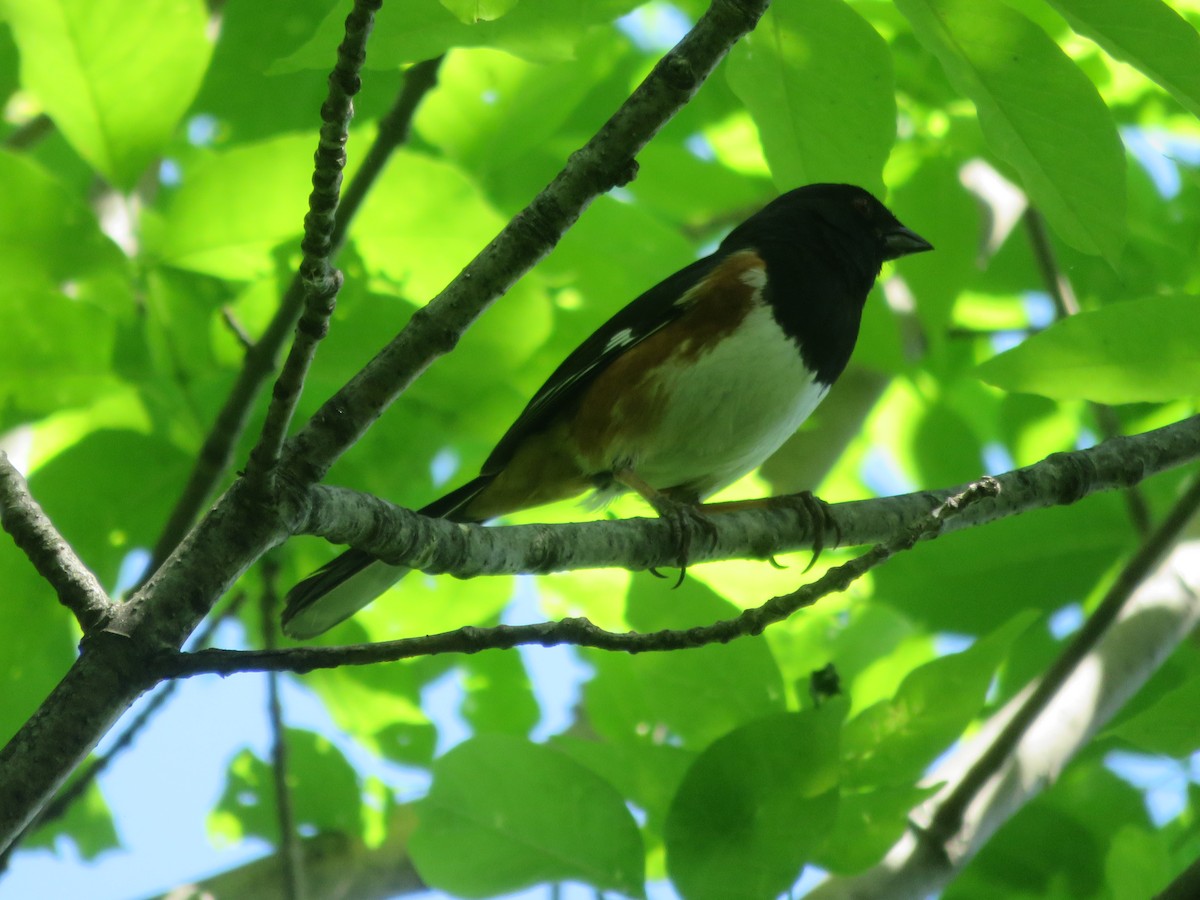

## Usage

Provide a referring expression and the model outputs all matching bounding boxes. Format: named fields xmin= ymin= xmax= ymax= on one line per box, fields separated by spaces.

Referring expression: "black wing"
xmin=480 ymin=253 xmax=721 ymax=473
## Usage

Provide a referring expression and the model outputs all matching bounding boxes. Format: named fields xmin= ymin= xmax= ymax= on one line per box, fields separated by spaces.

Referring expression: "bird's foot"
xmin=647 ymin=494 xmax=718 ymax=587
xmin=772 ymin=490 xmax=840 ymax=571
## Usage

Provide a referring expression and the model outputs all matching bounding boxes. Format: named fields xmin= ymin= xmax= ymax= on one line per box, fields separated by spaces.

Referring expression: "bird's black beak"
xmin=883 ymin=225 xmax=933 ymax=260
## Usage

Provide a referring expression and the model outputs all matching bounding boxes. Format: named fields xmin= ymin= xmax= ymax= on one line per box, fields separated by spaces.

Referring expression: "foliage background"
xmin=1 ymin=0 xmax=1200 ymax=897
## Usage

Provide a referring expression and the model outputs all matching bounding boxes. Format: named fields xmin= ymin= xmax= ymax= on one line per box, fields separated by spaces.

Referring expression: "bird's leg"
xmin=699 ymin=491 xmax=840 ymax=572
xmin=614 ymin=469 xmax=718 ymax=585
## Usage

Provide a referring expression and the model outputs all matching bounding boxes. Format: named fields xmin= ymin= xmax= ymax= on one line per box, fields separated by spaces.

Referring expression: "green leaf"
xmin=0 ymin=150 xmax=126 ymax=290
xmin=977 ymin=296 xmax=1200 ymax=403
xmin=726 ymin=0 xmax=895 ymax=194
xmin=411 ymin=735 xmax=644 ymax=897
xmin=460 ymin=650 xmax=540 ymax=737
xmin=190 ymin=0 xmax=365 ymax=143
xmin=25 ymin=772 xmax=119 ymax=860
xmin=0 ymin=541 xmax=76 ymax=748
xmin=1108 ymin=674 xmax=1200 ymax=757
xmin=153 ymin=134 xmax=315 ymax=281
xmin=0 ymin=287 xmax=122 ymax=428
xmin=890 ymin=157 xmax=983 ymax=342
xmin=352 ymin=151 xmax=554 ymax=370
xmin=1044 ymin=0 xmax=1200 ymax=119
xmin=414 ymin=39 xmax=617 ymax=177
xmin=550 ymin=735 xmax=694 ymax=833
xmin=28 ymin=430 xmax=191 ymax=585
xmin=876 ymin=497 xmax=1130 ymax=633
xmin=895 ymin=0 xmax=1125 ymax=261
xmin=439 ymin=0 xmax=520 ymax=25
xmin=301 ymin=656 xmax=441 ymax=767
xmin=843 ymin=611 xmax=1037 ymax=787
xmin=912 ymin=402 xmax=984 ymax=487
xmin=585 ymin=576 xmax=786 ymax=750
xmin=0 ymin=0 xmax=211 ymax=187
xmin=665 ymin=706 xmax=843 ymax=900
xmin=946 ymin=759 xmax=1144 ymax=899
xmin=816 ymin=783 xmax=937 ymax=874
xmin=1106 ymin=825 xmax=1172 ymax=900
xmin=273 ymin=0 xmax=642 ymax=71
xmin=209 ymin=729 xmax=363 ymax=843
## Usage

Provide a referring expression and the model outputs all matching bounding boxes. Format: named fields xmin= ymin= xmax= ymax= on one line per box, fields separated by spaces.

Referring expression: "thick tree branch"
xmin=0 ymin=590 xmax=249 ymax=868
xmin=157 ymin=480 xmax=1001 ymax=677
xmin=0 ymin=452 xmax=110 ymax=632
xmin=280 ymin=0 xmax=773 ymax=488
xmin=282 ymin=415 xmax=1200 ymax=582
xmin=0 ymin=476 xmax=284 ymax=852
xmin=927 ymin=473 xmax=1200 ymax=844
xmin=809 ymin=531 xmax=1200 ymax=899
xmin=146 ymin=57 xmax=444 ymax=576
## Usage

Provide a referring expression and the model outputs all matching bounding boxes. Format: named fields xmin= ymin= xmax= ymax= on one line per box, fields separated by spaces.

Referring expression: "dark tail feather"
xmin=419 ymin=474 xmax=493 ymax=521
xmin=281 ymin=474 xmax=495 ymax=639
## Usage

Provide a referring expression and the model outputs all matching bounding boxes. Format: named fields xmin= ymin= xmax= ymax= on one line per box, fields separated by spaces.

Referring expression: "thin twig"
xmin=926 ymin=473 xmax=1200 ymax=846
xmin=247 ymin=0 xmax=381 ymax=477
xmin=3 ymin=114 xmax=53 ymax=151
xmin=1024 ymin=207 xmax=1152 ymax=536
xmin=0 ymin=452 xmax=110 ymax=632
xmin=143 ymin=58 xmax=445 ymax=578
xmin=281 ymin=0 xmax=773 ymax=488
xmin=1024 ymin=208 xmax=1080 ymax=318
xmin=262 ymin=558 xmax=305 ymax=900
xmin=220 ymin=306 xmax=255 ymax=351
xmin=157 ymin=480 xmax=1001 ymax=677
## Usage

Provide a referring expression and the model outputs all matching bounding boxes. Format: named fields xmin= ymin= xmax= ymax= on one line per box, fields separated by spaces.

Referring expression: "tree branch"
xmin=927 ymin=473 xmax=1200 ymax=844
xmin=145 ymin=56 xmax=444 ymax=577
xmin=0 ymin=452 xmax=110 ymax=632
xmin=247 ymin=0 xmax=380 ymax=475
xmin=809 ymin=531 xmax=1200 ymax=899
xmin=261 ymin=559 xmax=305 ymax=900
xmin=0 ymin=589 xmax=249 ymax=867
xmin=282 ymin=415 xmax=1200 ymax=582
xmin=280 ymin=0 xmax=773 ymax=488
xmin=157 ymin=480 xmax=1002 ymax=677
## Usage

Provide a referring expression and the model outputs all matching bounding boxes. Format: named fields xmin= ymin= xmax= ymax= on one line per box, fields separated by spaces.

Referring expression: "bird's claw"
xmin=650 ymin=496 xmax=718 ymax=588
xmin=777 ymin=491 xmax=840 ymax=572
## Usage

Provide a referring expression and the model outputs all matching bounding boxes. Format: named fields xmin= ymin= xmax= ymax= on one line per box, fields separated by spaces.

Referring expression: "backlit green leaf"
xmin=977 ymin=296 xmax=1200 ymax=403
xmin=154 ymin=134 xmax=315 ymax=280
xmin=1045 ymin=0 xmax=1200 ymax=118
xmin=896 ymin=0 xmax=1126 ymax=261
xmin=412 ymin=735 xmax=644 ymax=896
xmin=843 ymin=612 xmax=1036 ymax=787
xmin=1 ymin=0 xmax=210 ymax=186
xmin=727 ymin=0 xmax=895 ymax=194
xmin=273 ymin=0 xmax=641 ymax=70
xmin=209 ymin=729 xmax=363 ymax=844
xmin=665 ymin=707 xmax=843 ymax=900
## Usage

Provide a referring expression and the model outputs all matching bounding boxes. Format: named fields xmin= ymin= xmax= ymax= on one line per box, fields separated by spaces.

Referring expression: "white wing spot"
xmin=740 ymin=266 xmax=767 ymax=289
xmin=604 ymin=327 xmax=636 ymax=353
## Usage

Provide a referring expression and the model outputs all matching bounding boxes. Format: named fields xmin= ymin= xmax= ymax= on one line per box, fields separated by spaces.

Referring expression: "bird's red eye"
xmin=852 ymin=196 xmax=872 ymax=216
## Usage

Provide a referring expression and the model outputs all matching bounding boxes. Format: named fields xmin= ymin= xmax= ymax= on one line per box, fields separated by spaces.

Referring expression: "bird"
xmin=282 ymin=183 xmax=932 ymax=639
